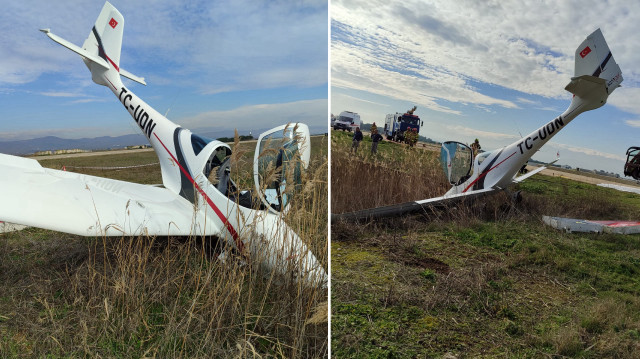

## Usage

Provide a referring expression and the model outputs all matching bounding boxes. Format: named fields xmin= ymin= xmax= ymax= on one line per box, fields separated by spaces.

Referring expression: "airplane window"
xmin=476 ymin=152 xmax=490 ymax=165
xmin=204 ymin=146 xmax=231 ymax=180
xmin=191 ymin=134 xmax=214 ymax=156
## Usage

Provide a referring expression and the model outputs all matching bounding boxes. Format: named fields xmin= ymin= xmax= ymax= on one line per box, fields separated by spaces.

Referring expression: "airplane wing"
xmin=513 ymin=159 xmax=559 ymax=183
xmin=333 ymin=158 xmax=560 ymax=222
xmin=331 ymin=188 xmax=496 ymax=222
xmin=0 ymin=153 xmax=207 ymax=237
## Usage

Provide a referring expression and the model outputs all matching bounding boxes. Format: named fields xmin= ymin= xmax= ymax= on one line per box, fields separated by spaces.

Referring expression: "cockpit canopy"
xmin=254 ymin=124 xmax=310 ymax=214
xmin=440 ymin=141 xmax=473 ymax=185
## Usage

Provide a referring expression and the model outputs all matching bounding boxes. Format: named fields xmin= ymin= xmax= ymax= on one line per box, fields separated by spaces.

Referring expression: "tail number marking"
xmin=517 ymin=116 xmax=564 ymax=154
xmin=118 ymin=87 xmax=157 ymax=138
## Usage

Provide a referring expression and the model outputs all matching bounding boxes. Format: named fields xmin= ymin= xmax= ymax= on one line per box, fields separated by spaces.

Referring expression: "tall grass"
xmin=331 ymin=131 xmax=449 ymax=214
xmin=0 ymin=136 xmax=327 ymax=358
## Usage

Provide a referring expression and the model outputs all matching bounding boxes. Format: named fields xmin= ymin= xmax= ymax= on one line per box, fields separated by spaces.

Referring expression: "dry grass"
xmin=0 ymin=135 xmax=328 ymax=358
xmin=331 ymin=131 xmax=449 ymax=214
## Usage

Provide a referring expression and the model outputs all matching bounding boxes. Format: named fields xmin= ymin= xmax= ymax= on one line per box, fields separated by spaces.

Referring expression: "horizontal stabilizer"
xmin=40 ymin=29 xmax=108 ymax=70
xmin=564 ymin=75 xmax=609 ymax=111
xmin=514 ymin=159 xmax=559 ymax=183
xmin=120 ymin=68 xmax=146 ymax=85
xmin=565 ymin=75 xmax=606 ymax=98
xmin=41 ymin=28 xmax=146 ymax=86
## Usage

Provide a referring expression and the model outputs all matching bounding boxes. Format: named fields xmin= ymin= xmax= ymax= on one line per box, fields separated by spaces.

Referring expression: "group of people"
xmin=350 ymin=122 xmax=483 ymax=160
xmin=351 ymin=122 xmax=383 ymax=155
xmin=403 ymin=128 xmax=418 ymax=147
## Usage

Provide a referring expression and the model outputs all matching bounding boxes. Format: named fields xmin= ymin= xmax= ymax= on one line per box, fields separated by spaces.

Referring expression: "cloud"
xmin=69 ymin=98 xmax=109 ymax=104
xmin=332 ymin=93 xmax=391 ymax=107
xmin=550 ymin=142 xmax=625 ymax=162
xmin=331 ymin=0 xmax=640 ymax=113
xmin=178 ymin=99 xmax=328 ymax=132
xmin=608 ymin=87 xmax=640 ymax=117
xmin=444 ymin=125 xmax=520 ymax=141
xmin=1 ymin=1 xmax=328 ymax=92
xmin=39 ymin=90 xmax=106 ymax=104
xmin=516 ymin=97 xmax=536 ymax=105
xmin=40 ymin=91 xmax=80 ymax=97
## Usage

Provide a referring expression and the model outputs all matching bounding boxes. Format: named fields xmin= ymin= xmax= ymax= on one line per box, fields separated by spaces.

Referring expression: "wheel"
xmin=511 ymin=190 xmax=523 ymax=204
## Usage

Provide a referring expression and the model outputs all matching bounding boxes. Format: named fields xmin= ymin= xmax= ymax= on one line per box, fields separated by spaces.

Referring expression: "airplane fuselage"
xmin=447 ymin=96 xmax=589 ymax=195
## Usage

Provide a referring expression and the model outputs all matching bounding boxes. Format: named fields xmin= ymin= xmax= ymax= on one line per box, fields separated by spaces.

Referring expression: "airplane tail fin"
xmin=83 ymin=1 xmax=124 ymax=74
xmin=41 ymin=1 xmax=146 ymax=86
xmin=565 ymin=29 xmax=622 ymax=109
xmin=574 ymin=29 xmax=623 ymax=92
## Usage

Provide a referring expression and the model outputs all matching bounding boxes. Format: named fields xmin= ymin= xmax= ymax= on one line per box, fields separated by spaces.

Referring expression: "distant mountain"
xmin=0 ymin=134 xmax=150 ymax=155
xmin=0 ymin=124 xmax=328 ymax=156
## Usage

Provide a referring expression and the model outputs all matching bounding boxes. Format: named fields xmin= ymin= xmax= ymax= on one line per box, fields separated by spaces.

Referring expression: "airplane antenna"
xmin=164 ymin=93 xmax=181 ymax=118
xmin=511 ymin=117 xmax=524 ymax=139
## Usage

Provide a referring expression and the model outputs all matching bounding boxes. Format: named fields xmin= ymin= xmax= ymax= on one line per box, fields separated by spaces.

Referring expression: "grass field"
xmin=331 ymin=130 xmax=640 ymax=358
xmin=0 ymin=135 xmax=328 ymax=358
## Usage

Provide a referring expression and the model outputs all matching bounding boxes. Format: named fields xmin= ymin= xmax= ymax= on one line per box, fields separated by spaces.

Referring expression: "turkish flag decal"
xmin=579 ymin=46 xmax=591 ymax=58
xmin=109 ymin=18 xmax=118 ymax=29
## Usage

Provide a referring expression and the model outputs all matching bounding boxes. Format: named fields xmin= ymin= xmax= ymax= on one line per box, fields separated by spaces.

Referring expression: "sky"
xmin=331 ymin=0 xmax=640 ymax=175
xmin=0 ymin=0 xmax=328 ymax=141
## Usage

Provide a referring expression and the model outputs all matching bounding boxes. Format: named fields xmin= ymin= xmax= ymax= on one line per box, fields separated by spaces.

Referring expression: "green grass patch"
xmin=333 ymin=141 xmax=640 ymax=357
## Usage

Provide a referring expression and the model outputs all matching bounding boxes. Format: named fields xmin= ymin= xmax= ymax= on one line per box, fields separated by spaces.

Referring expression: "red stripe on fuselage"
xmin=463 ymin=151 xmax=517 ymax=193
xmin=104 ymin=77 xmax=118 ymax=92
xmin=153 ymin=133 xmax=243 ymax=251
xmin=105 ymin=54 xmax=120 ymax=72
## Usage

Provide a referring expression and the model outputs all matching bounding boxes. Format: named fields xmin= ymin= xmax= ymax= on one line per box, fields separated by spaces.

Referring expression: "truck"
xmin=384 ymin=106 xmax=423 ymax=142
xmin=333 ymin=111 xmax=362 ymax=132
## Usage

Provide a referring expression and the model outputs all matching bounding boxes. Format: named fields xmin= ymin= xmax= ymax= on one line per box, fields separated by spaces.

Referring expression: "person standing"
xmin=351 ymin=127 xmax=363 ymax=153
xmin=471 ymin=138 xmax=481 ymax=158
xmin=370 ymin=122 xmax=378 ymax=135
xmin=371 ymin=131 xmax=383 ymax=154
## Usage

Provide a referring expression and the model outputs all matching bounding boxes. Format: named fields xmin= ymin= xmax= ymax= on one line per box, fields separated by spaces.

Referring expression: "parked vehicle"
xmin=333 ymin=111 xmax=362 ymax=132
xmin=384 ymin=106 xmax=423 ymax=142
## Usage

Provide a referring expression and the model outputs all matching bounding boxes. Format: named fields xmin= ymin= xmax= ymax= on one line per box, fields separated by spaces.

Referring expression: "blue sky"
xmin=331 ymin=0 xmax=640 ymax=175
xmin=0 ymin=0 xmax=328 ymax=141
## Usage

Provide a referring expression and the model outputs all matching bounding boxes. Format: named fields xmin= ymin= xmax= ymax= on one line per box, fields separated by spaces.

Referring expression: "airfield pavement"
xmin=28 ymin=147 xmax=154 ymax=159
xmin=23 ymin=137 xmax=299 ymax=161
xmin=527 ymin=165 xmax=640 ymax=188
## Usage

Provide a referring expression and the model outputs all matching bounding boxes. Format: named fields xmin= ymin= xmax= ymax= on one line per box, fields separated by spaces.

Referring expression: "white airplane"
xmin=0 ymin=2 xmax=327 ymax=287
xmin=335 ymin=28 xmax=623 ymax=221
